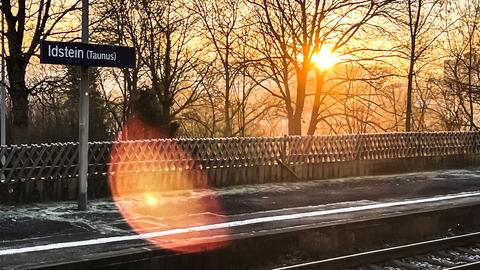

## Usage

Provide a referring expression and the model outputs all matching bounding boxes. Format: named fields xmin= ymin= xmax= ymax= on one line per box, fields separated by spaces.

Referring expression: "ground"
xmin=2 ymin=168 xmax=480 ymax=269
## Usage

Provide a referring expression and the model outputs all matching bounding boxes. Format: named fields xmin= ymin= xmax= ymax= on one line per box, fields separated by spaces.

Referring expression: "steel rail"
xmin=445 ymin=261 xmax=480 ymax=270
xmin=273 ymin=231 xmax=480 ymax=270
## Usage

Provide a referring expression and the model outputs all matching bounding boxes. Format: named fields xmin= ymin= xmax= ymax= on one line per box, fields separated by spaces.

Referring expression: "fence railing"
xmin=1 ymin=132 xmax=479 ymax=185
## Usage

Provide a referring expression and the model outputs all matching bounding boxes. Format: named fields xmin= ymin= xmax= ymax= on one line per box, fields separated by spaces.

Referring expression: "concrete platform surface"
xmin=2 ymin=168 xmax=480 ymax=269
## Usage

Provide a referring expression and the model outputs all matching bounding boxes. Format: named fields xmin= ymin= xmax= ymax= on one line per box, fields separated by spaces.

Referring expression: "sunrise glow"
xmin=311 ymin=48 xmax=340 ymax=70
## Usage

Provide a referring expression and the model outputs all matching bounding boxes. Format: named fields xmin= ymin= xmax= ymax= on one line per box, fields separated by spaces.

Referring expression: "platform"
xmin=2 ymin=168 xmax=480 ymax=269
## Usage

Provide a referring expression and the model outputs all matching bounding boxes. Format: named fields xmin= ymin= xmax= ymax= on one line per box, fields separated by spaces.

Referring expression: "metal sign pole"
xmin=78 ymin=0 xmax=89 ymax=210
xmin=1 ymin=11 xmax=6 ymax=183
xmin=1 ymin=11 xmax=6 ymax=146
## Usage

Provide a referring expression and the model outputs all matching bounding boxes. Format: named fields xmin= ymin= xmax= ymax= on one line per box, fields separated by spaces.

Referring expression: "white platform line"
xmin=2 ymin=191 xmax=480 ymax=256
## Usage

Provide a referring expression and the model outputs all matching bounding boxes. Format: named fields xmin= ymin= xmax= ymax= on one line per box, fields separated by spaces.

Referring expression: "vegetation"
xmin=0 ymin=0 xmax=478 ymax=143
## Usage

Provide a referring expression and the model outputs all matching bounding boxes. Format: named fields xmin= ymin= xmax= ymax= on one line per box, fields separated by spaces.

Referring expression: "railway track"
xmin=273 ymin=231 xmax=480 ymax=270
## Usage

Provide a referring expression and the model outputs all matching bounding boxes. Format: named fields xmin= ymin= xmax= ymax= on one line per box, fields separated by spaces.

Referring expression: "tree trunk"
xmin=224 ymin=92 xmax=232 ymax=137
xmin=468 ymin=34 xmax=475 ymax=131
xmin=406 ymin=48 xmax=415 ymax=132
xmin=290 ymin=72 xmax=308 ymax=135
xmin=406 ymin=0 xmax=420 ymax=133
xmin=224 ymin=63 xmax=232 ymax=137
xmin=469 ymin=89 xmax=474 ymax=131
xmin=307 ymin=70 xmax=325 ymax=135
xmin=6 ymin=56 xmax=29 ymax=144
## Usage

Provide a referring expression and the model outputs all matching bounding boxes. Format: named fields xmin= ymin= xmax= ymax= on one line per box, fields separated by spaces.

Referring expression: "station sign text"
xmin=40 ymin=40 xmax=135 ymax=68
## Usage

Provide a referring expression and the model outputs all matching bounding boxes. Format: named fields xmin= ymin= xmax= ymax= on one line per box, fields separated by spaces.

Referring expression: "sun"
xmin=311 ymin=48 xmax=340 ymax=70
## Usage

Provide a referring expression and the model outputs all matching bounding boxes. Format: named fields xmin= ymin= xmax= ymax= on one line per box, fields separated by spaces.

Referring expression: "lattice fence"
xmin=1 ymin=132 xmax=479 ymax=184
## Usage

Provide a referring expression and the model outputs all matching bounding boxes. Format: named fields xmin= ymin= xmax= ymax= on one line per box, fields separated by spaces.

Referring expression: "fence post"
xmin=281 ymin=135 xmax=287 ymax=162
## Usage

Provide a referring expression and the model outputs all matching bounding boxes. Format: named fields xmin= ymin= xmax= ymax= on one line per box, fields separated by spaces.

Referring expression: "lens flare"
xmin=109 ymin=116 xmax=229 ymax=253
xmin=144 ymin=193 xmax=160 ymax=206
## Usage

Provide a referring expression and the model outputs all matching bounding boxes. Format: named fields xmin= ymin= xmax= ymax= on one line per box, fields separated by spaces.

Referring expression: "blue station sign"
xmin=40 ymin=40 xmax=135 ymax=68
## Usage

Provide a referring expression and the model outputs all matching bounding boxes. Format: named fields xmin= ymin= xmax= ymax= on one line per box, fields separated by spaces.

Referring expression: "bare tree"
xmin=250 ymin=0 xmax=392 ymax=135
xmin=93 ymin=0 xmax=146 ymax=132
xmin=0 ymin=0 xmax=80 ymax=143
xmin=94 ymin=0 xmax=206 ymax=138
xmin=442 ymin=0 xmax=480 ymax=130
xmin=191 ymin=0 xmax=243 ymax=137
xmin=383 ymin=0 xmax=445 ymax=131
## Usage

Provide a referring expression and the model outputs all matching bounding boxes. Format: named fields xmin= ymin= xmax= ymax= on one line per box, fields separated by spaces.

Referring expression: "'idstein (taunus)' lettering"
xmin=48 ymin=45 xmax=84 ymax=59
xmin=47 ymin=45 xmax=117 ymax=62
xmin=87 ymin=50 xmax=116 ymax=61
xmin=40 ymin=40 xmax=136 ymax=68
